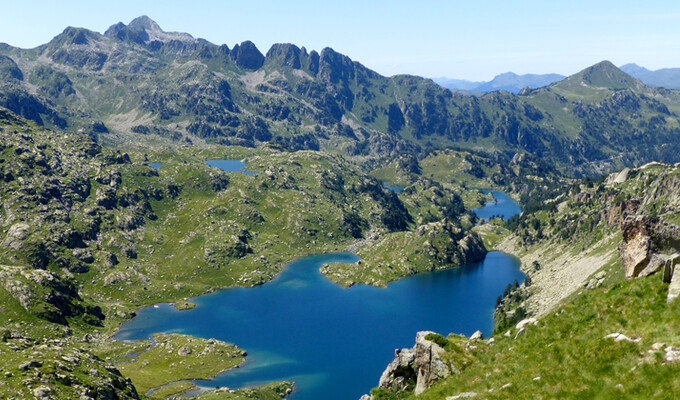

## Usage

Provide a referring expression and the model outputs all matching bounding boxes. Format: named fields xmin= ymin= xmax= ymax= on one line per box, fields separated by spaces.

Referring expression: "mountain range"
xmin=1 ymin=16 xmax=680 ymax=176
xmin=433 ymin=72 xmax=566 ymax=94
xmin=619 ymin=63 xmax=680 ymax=89
xmin=437 ymin=64 xmax=680 ymax=93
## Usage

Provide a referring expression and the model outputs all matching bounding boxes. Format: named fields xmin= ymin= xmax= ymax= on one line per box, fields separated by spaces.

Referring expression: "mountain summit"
xmin=553 ymin=60 xmax=644 ymax=92
xmin=126 ymin=15 xmax=163 ymax=32
xmin=105 ymin=15 xmax=194 ymax=44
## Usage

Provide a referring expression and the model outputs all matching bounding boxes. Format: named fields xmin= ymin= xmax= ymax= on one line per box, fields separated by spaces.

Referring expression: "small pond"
xmin=205 ymin=159 xmax=257 ymax=175
xmin=382 ymin=183 xmax=404 ymax=193
xmin=472 ymin=190 xmax=522 ymax=221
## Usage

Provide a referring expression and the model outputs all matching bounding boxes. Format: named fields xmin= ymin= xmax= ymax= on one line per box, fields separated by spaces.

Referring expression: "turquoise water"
xmin=148 ymin=163 xmax=163 ymax=170
xmin=472 ymin=190 xmax=522 ymax=221
xmin=116 ymin=252 xmax=523 ymax=399
xmin=382 ymin=183 xmax=404 ymax=193
xmin=205 ymin=159 xmax=257 ymax=175
xmin=116 ymin=191 xmax=523 ymax=399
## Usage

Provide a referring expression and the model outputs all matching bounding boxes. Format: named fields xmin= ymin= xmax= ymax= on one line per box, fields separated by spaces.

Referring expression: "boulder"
xmin=665 ymin=347 xmax=680 ymax=362
xmin=19 ymin=360 xmax=43 ymax=370
xmin=619 ymin=216 xmax=654 ymax=278
xmin=447 ymin=393 xmax=478 ymax=399
xmin=469 ymin=330 xmax=483 ymax=341
xmin=515 ymin=318 xmax=537 ymax=330
xmin=378 ymin=331 xmax=452 ymax=396
xmin=1 ymin=223 xmax=31 ymax=250
xmin=178 ymin=346 xmax=192 ymax=356
xmin=663 ymin=253 xmax=680 ymax=283
xmin=33 ymin=385 xmax=52 ymax=398
xmin=620 ymin=215 xmax=680 ymax=279
xmin=612 ymin=168 xmax=630 ymax=184
xmin=638 ymin=254 xmax=667 ymax=277
xmin=604 ymin=332 xmax=640 ymax=343
xmin=668 ymin=262 xmax=680 ymax=304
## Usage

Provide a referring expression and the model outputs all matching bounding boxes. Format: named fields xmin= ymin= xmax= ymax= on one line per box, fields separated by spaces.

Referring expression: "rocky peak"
xmin=555 ymin=60 xmax=645 ymax=91
xmin=0 ymin=55 xmax=23 ymax=81
xmin=265 ymin=43 xmax=302 ymax=69
xmin=231 ymin=40 xmax=265 ymax=70
xmin=318 ymin=47 xmax=356 ymax=83
xmin=49 ymin=26 xmax=99 ymax=47
xmin=127 ymin=15 xmax=162 ymax=33
xmin=105 ymin=16 xmax=194 ymax=44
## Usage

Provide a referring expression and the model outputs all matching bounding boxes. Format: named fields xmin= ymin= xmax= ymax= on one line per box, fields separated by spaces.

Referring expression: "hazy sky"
xmin=2 ymin=0 xmax=679 ymax=81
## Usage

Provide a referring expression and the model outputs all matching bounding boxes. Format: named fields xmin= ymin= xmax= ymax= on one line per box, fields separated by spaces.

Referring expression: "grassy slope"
xmin=371 ymin=163 xmax=680 ymax=399
xmin=417 ymin=263 xmax=680 ymax=400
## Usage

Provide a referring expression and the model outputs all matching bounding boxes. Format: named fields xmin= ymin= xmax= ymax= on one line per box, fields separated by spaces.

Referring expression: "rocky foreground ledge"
xmin=359 ymin=329 xmax=487 ymax=399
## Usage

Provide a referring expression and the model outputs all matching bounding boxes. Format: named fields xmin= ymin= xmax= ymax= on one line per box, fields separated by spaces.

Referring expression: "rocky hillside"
xmin=364 ymin=163 xmax=680 ymax=399
xmin=0 ymin=107 xmax=493 ymax=398
xmin=1 ymin=17 xmax=680 ymax=175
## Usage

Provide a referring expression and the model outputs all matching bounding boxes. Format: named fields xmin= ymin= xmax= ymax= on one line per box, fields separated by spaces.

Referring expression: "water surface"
xmin=117 ymin=252 xmax=523 ymax=399
xmin=148 ymin=163 xmax=163 ymax=170
xmin=205 ymin=159 xmax=257 ymax=175
xmin=472 ymin=190 xmax=522 ymax=221
xmin=382 ymin=183 xmax=404 ymax=193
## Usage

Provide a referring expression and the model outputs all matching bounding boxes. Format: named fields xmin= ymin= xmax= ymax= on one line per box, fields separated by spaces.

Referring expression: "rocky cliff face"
xmin=619 ymin=216 xmax=680 ymax=278
xmin=369 ymin=331 xmax=454 ymax=398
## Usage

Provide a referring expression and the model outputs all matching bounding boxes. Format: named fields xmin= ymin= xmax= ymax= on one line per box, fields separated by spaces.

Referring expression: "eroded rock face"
xmin=620 ymin=216 xmax=656 ymax=278
xmin=1 ymin=223 xmax=31 ymax=250
xmin=458 ymin=233 xmax=487 ymax=265
xmin=619 ymin=216 xmax=680 ymax=278
xmin=378 ymin=331 xmax=452 ymax=396
xmin=607 ymin=199 xmax=639 ymax=226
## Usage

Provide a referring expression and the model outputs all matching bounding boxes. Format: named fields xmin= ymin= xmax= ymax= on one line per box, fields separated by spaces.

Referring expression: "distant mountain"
xmin=1 ymin=17 xmax=680 ymax=176
xmin=550 ymin=60 xmax=646 ymax=93
xmin=620 ymin=63 xmax=680 ymax=89
xmin=434 ymin=72 xmax=565 ymax=93
xmin=431 ymin=77 xmax=483 ymax=91
xmin=474 ymin=72 xmax=565 ymax=93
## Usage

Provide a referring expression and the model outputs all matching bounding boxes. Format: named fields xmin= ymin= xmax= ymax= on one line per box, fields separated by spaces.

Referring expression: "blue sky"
xmin=2 ymin=0 xmax=679 ymax=81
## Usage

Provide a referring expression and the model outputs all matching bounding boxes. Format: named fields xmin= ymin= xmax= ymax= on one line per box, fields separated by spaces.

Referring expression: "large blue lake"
xmin=117 ymin=252 xmax=523 ymax=399
xmin=116 ymin=192 xmax=523 ymax=399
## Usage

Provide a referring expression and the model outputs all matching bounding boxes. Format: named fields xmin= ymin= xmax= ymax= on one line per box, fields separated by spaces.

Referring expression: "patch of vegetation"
xmin=192 ymin=382 xmax=293 ymax=400
xmin=117 ymin=334 xmax=245 ymax=394
xmin=175 ymin=301 xmax=197 ymax=310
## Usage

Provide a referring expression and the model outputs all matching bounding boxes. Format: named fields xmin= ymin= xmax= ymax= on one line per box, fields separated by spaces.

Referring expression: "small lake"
xmin=205 ymin=159 xmax=257 ymax=175
xmin=116 ymin=252 xmax=523 ymax=399
xmin=148 ymin=163 xmax=163 ymax=170
xmin=472 ymin=190 xmax=522 ymax=221
xmin=382 ymin=183 xmax=404 ymax=193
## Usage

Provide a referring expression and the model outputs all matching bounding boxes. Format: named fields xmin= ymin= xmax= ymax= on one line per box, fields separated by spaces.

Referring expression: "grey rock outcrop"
xmin=378 ymin=331 xmax=452 ymax=396
xmin=1 ymin=223 xmax=31 ymax=250
xmin=666 ymin=254 xmax=680 ymax=304
xmin=663 ymin=253 xmax=680 ymax=283
xmin=619 ymin=216 xmax=680 ymax=278
xmin=458 ymin=233 xmax=487 ymax=264
xmin=620 ymin=216 xmax=655 ymax=278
